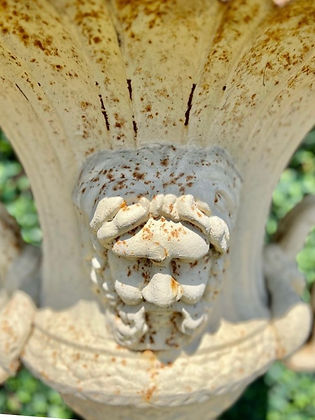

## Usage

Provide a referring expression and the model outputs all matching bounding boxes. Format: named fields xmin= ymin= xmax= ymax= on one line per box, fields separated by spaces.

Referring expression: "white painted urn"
xmin=0 ymin=0 xmax=314 ymax=419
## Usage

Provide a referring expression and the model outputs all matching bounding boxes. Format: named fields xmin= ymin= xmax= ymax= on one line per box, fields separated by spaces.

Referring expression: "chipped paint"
xmin=75 ymin=145 xmax=241 ymax=350
xmin=0 ymin=0 xmax=313 ymax=417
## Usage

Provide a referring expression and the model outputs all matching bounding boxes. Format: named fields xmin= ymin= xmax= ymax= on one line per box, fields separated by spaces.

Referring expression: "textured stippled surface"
xmin=0 ymin=0 xmax=314 ymax=418
xmin=75 ymin=145 xmax=241 ymax=350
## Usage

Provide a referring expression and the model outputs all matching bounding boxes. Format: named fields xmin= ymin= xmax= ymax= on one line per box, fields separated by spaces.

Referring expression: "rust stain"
xmin=170 ymin=277 xmax=179 ymax=295
xmin=142 ymin=385 xmax=157 ymax=402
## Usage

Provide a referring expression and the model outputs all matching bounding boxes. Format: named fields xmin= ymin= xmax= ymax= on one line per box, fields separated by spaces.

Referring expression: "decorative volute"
xmin=0 ymin=0 xmax=314 ymax=419
xmin=0 ymin=203 xmax=38 ymax=382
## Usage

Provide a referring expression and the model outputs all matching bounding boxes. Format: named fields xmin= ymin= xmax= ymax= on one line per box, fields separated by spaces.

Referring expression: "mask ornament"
xmin=75 ymin=145 xmax=242 ymax=350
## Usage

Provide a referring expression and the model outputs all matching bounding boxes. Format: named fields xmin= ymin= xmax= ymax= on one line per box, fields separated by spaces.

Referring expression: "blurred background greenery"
xmin=0 ymin=128 xmax=314 ymax=419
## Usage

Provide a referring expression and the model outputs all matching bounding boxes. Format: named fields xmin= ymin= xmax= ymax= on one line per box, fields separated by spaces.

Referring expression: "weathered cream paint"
xmin=276 ymin=196 xmax=315 ymax=371
xmin=0 ymin=0 xmax=314 ymax=419
xmin=75 ymin=145 xmax=240 ymax=350
xmin=0 ymin=204 xmax=37 ymax=381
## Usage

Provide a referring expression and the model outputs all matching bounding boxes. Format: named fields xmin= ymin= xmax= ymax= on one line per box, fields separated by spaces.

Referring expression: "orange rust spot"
xmin=133 ymin=171 xmax=145 ymax=180
xmin=73 ymin=352 xmax=81 ymax=361
xmin=85 ymin=147 xmax=95 ymax=156
xmin=170 ymin=228 xmax=180 ymax=239
xmin=276 ymin=345 xmax=286 ymax=359
xmin=142 ymin=227 xmax=153 ymax=240
xmin=120 ymin=201 xmax=128 ymax=211
xmin=143 ymin=385 xmax=157 ymax=402
xmin=150 ymin=370 xmax=158 ymax=380
xmin=33 ymin=39 xmax=43 ymax=50
xmin=39 ymin=370 xmax=49 ymax=380
xmin=170 ymin=277 xmax=178 ymax=294
xmin=80 ymin=101 xmax=90 ymax=110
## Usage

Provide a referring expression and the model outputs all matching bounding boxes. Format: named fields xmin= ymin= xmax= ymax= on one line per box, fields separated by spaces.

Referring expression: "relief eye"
xmin=213 ymin=189 xmax=234 ymax=212
xmin=214 ymin=192 xmax=222 ymax=203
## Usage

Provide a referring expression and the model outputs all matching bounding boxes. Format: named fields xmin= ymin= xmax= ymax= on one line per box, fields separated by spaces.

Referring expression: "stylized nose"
xmin=142 ymin=265 xmax=183 ymax=307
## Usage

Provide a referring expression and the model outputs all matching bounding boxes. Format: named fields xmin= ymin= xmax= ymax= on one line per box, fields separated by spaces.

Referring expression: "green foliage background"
xmin=0 ymin=128 xmax=314 ymax=419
